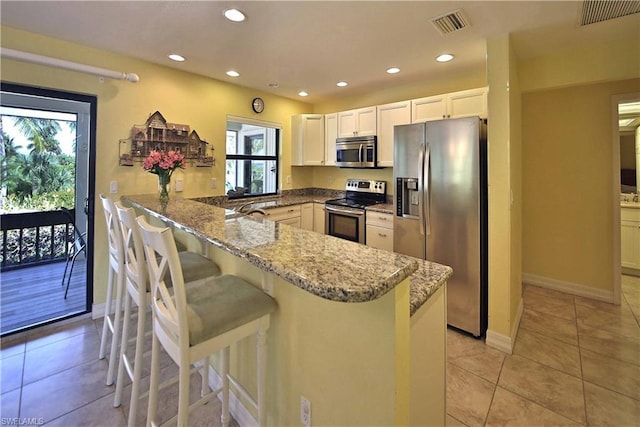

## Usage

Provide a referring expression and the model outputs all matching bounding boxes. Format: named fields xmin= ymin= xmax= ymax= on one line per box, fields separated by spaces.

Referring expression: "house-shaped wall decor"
xmin=119 ymin=111 xmax=214 ymax=167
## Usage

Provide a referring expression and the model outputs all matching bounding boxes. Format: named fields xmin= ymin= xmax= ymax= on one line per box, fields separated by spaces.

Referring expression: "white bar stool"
xmin=113 ymin=201 xmax=223 ymax=426
xmin=136 ymin=216 xmax=276 ymax=427
xmin=98 ymin=194 xmax=126 ymax=386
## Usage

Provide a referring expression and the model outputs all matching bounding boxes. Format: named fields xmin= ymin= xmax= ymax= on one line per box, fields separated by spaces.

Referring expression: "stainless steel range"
xmin=325 ymin=179 xmax=386 ymax=243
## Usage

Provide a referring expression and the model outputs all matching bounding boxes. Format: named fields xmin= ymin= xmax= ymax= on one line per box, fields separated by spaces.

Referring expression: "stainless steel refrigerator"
xmin=393 ymin=117 xmax=487 ymax=337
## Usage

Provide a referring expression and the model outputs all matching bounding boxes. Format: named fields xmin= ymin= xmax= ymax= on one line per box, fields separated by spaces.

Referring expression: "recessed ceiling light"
xmin=168 ymin=54 xmax=185 ymax=62
xmin=436 ymin=54 xmax=454 ymax=63
xmin=386 ymin=67 xmax=400 ymax=74
xmin=298 ymin=91 xmax=309 ymax=97
xmin=226 ymin=70 xmax=240 ymax=77
xmin=336 ymin=81 xmax=348 ymax=87
xmin=224 ymin=9 xmax=246 ymax=22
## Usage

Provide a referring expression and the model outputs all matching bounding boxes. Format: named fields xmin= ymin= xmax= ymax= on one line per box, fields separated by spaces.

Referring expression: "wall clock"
xmin=252 ymin=97 xmax=265 ymax=113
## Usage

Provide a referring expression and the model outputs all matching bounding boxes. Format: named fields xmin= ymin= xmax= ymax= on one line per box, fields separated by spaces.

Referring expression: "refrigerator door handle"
xmin=418 ymin=143 xmax=425 ymax=236
xmin=425 ymin=142 xmax=431 ymax=236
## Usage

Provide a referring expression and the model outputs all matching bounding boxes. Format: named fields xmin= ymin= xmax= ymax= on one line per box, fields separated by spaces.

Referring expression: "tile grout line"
xmin=573 ymin=294 xmax=589 ymax=427
xmin=481 ymin=351 xmax=508 ymax=426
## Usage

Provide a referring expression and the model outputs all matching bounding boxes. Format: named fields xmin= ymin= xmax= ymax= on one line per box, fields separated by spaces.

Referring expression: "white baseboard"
xmin=92 ymin=301 xmax=107 ymax=319
xmin=486 ymin=297 xmax=523 ymax=355
xmin=522 ymin=273 xmax=614 ymax=303
xmin=205 ymin=364 xmax=257 ymax=427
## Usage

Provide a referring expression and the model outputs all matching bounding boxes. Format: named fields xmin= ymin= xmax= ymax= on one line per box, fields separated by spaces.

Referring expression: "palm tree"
xmin=0 ymin=132 xmax=32 ymax=199
xmin=10 ymin=117 xmax=62 ymax=155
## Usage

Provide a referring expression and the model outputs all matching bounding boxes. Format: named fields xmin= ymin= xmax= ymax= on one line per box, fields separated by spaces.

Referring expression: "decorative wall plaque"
xmin=119 ymin=111 xmax=214 ymax=167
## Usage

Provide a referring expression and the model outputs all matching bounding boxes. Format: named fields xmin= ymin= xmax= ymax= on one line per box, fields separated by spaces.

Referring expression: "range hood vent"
xmin=580 ymin=0 xmax=640 ymax=26
xmin=431 ymin=9 xmax=470 ymax=35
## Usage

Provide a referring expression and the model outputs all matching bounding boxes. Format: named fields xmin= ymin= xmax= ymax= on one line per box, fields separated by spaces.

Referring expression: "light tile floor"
xmin=447 ymin=276 xmax=640 ymax=426
xmin=2 ymin=278 xmax=639 ymax=426
xmin=0 ymin=316 xmax=238 ymax=426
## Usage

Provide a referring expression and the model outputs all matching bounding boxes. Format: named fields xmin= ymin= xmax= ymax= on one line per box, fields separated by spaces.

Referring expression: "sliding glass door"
xmin=0 ymin=83 xmax=96 ymax=335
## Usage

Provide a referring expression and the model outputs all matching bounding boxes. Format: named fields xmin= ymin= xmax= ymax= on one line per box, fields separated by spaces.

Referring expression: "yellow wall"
xmin=520 ymin=36 xmax=640 ymax=93
xmin=485 ymin=34 xmax=523 ymax=340
xmin=201 ymin=242 xmax=410 ymax=426
xmin=0 ymin=26 xmax=313 ymax=303
xmin=522 ymin=78 xmax=640 ymax=291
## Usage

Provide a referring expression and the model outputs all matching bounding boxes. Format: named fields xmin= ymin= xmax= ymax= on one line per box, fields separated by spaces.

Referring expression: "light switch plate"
xmin=110 ymin=181 xmax=118 ymax=194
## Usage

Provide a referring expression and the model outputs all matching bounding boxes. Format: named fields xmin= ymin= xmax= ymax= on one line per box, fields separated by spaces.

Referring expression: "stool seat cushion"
xmin=178 ymin=251 xmax=221 ymax=284
xmin=185 ymin=275 xmax=277 ymax=346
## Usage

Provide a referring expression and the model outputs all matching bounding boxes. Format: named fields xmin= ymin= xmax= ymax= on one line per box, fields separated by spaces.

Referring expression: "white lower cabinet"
xmin=313 ymin=203 xmax=326 ymax=234
xmin=366 ymin=211 xmax=394 ymax=252
xmin=301 ymin=203 xmax=314 ymax=231
xmin=621 ymin=207 xmax=640 ymax=269
xmin=264 ymin=205 xmax=302 ymax=228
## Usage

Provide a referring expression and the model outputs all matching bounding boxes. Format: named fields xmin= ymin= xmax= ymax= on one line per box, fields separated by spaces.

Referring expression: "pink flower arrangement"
xmin=142 ymin=149 xmax=185 ymax=177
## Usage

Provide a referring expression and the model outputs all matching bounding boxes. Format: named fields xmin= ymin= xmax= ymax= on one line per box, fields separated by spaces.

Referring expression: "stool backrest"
xmin=100 ymin=194 xmax=124 ymax=270
xmin=114 ymin=201 xmax=148 ymax=296
xmin=136 ymin=216 xmax=188 ymax=345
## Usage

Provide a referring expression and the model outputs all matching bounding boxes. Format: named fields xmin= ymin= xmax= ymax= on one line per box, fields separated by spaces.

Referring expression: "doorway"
xmin=0 ymin=83 xmax=96 ymax=335
xmin=613 ymin=92 xmax=640 ymax=306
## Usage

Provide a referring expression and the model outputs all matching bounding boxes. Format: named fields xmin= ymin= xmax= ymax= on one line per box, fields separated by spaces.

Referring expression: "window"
xmin=225 ymin=118 xmax=279 ymax=198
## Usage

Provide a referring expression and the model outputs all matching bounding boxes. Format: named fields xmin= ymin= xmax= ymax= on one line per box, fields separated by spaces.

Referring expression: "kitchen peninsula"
xmin=123 ymin=193 xmax=451 ymax=426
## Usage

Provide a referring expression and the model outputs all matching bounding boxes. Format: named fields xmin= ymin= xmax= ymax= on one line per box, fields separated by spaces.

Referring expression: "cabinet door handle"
xmin=378 ymin=216 xmax=387 ymax=220
xmin=378 ymin=233 xmax=387 ymax=237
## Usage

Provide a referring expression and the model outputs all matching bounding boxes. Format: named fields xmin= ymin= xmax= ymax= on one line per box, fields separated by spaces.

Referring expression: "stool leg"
xmin=178 ymin=358 xmax=191 ymax=426
xmin=147 ymin=328 xmax=160 ymax=427
xmin=128 ymin=299 xmax=147 ymax=427
xmin=221 ymin=347 xmax=230 ymax=427
xmin=114 ymin=290 xmax=132 ymax=407
xmin=106 ymin=270 xmax=125 ymax=385
xmin=99 ymin=266 xmax=115 ymax=360
xmin=257 ymin=325 xmax=268 ymax=427
xmin=200 ymin=357 xmax=209 ymax=397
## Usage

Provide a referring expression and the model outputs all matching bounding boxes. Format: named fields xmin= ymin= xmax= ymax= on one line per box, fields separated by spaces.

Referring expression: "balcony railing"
xmin=0 ymin=209 xmax=76 ymax=271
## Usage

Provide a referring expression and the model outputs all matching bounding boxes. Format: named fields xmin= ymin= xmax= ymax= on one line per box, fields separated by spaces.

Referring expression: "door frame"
xmin=612 ymin=91 xmax=640 ymax=306
xmin=1 ymin=81 xmax=97 ymax=315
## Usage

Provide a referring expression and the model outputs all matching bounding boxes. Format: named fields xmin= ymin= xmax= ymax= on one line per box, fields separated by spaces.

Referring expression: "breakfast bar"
xmin=123 ymin=194 xmax=450 ymax=426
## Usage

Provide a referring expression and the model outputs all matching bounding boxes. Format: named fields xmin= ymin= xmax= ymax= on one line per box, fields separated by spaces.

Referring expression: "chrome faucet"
xmin=235 ymin=201 xmax=254 ymax=213
xmin=244 ymin=208 xmax=266 ymax=216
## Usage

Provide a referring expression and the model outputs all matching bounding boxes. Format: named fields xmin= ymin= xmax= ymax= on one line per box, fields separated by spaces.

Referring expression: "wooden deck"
xmin=0 ymin=259 xmax=88 ymax=335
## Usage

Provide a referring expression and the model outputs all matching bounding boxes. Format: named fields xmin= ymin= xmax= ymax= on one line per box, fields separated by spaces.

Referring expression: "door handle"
xmin=425 ymin=143 xmax=431 ymax=236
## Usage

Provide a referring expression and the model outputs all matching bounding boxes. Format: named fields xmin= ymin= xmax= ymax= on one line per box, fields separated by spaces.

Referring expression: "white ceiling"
xmin=1 ymin=1 xmax=639 ymax=103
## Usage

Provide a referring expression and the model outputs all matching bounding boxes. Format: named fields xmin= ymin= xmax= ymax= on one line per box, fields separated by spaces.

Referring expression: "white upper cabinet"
xmin=324 ymin=113 xmax=338 ymax=166
xmin=337 ymin=106 xmax=377 ymax=137
xmin=291 ymin=114 xmax=325 ymax=166
xmin=412 ymin=87 xmax=488 ymax=123
xmin=376 ymin=101 xmax=411 ymax=167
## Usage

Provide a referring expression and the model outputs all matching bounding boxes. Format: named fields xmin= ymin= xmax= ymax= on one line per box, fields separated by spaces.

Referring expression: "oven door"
xmin=325 ymin=205 xmax=365 ymax=244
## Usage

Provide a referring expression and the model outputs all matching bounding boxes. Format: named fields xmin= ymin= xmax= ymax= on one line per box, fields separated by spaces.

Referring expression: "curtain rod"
xmin=0 ymin=47 xmax=140 ymax=83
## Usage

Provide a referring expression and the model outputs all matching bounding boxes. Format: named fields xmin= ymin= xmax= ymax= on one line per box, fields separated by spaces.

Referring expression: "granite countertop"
xmin=621 ymin=201 xmax=640 ymax=209
xmin=123 ymin=194 xmax=420 ymax=304
xmin=409 ymin=261 xmax=452 ymax=316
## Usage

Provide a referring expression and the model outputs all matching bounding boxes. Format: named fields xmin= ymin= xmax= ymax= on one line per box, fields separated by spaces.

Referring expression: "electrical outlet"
xmin=300 ymin=396 xmax=311 ymax=427
xmin=286 ymin=175 xmax=292 ymax=184
xmin=211 ymin=178 xmax=217 ymax=189
xmin=175 ymin=179 xmax=184 ymax=192
xmin=109 ymin=181 xmax=118 ymax=194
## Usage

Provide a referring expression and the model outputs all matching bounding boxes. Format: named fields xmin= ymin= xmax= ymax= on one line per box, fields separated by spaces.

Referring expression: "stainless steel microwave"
xmin=335 ymin=135 xmax=377 ymax=168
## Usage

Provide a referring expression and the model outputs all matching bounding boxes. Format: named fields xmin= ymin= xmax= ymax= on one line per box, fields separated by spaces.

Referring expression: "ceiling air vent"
xmin=431 ymin=9 xmax=470 ymax=35
xmin=580 ymin=0 xmax=640 ymax=26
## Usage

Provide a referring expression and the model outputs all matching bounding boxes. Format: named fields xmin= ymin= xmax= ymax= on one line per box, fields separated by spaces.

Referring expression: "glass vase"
xmin=158 ymin=173 xmax=170 ymax=203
